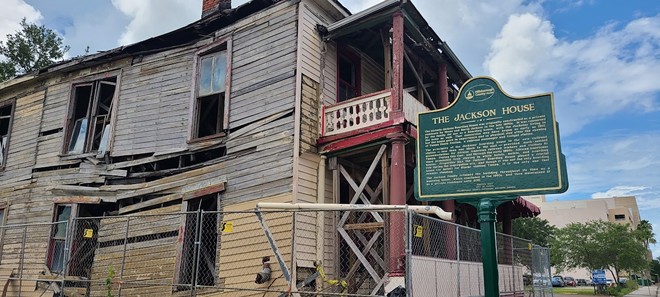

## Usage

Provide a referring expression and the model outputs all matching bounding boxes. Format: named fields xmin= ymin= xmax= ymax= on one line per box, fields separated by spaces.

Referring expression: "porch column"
xmin=388 ymin=136 xmax=406 ymax=277
xmin=438 ymin=63 xmax=457 ymax=259
xmin=438 ymin=63 xmax=449 ymax=108
xmin=391 ymin=12 xmax=404 ymax=117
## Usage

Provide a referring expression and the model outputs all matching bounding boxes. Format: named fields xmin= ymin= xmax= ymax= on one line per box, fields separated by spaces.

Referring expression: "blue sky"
xmin=1 ymin=0 xmax=659 ymax=257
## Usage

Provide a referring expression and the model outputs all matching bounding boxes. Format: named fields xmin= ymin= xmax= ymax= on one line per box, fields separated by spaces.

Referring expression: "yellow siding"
xmin=216 ymin=194 xmax=293 ymax=296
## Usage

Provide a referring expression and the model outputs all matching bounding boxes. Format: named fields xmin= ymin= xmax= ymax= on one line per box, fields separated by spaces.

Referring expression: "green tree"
xmin=553 ymin=220 xmax=649 ymax=283
xmin=511 ymin=217 xmax=557 ymax=247
xmin=651 ymin=257 xmax=660 ymax=282
xmin=634 ymin=220 xmax=656 ymax=249
xmin=0 ymin=18 xmax=69 ymax=81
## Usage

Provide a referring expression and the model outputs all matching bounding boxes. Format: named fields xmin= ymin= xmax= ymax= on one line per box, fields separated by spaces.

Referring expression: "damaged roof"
xmin=0 ymin=0 xmax=286 ymax=90
xmin=1 ymin=0 xmax=470 ymax=90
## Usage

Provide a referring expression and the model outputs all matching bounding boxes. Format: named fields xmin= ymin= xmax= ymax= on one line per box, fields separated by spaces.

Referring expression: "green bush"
xmin=605 ymin=283 xmax=637 ymax=297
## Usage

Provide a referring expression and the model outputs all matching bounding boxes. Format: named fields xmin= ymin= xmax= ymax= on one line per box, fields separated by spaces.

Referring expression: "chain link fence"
xmin=0 ymin=209 xmax=551 ymax=297
xmin=408 ymin=213 xmax=553 ymax=297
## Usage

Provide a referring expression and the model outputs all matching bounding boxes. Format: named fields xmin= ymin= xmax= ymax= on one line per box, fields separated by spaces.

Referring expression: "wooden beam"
xmin=117 ymin=178 xmax=226 ymax=214
xmin=403 ymin=48 xmax=436 ymax=109
xmin=391 ymin=12 xmax=405 ymax=112
xmin=381 ymin=28 xmax=392 ymax=89
xmin=53 ymin=196 xmax=102 ymax=204
xmin=344 ymin=222 xmax=384 ymax=231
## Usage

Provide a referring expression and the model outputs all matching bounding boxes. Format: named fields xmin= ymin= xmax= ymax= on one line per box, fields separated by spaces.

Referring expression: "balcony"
xmin=321 ymin=90 xmax=428 ymax=137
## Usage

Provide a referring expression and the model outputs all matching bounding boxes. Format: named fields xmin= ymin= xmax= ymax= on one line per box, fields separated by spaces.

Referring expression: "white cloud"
xmin=592 ymin=186 xmax=649 ymax=199
xmin=484 ymin=13 xmax=660 ymax=134
xmin=484 ymin=13 xmax=560 ymax=94
xmin=0 ymin=0 xmax=41 ymax=45
xmin=560 ymin=132 xmax=660 ymax=209
xmin=111 ymin=0 xmax=200 ymax=46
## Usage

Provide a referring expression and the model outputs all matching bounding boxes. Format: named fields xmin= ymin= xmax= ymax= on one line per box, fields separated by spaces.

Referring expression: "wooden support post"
xmin=381 ymin=28 xmax=392 ymax=90
xmin=388 ymin=136 xmax=406 ymax=276
xmin=438 ymin=63 xmax=456 ymax=259
xmin=391 ymin=12 xmax=404 ymax=114
xmin=439 ymin=63 xmax=449 ymax=108
xmin=417 ymin=61 xmax=424 ymax=103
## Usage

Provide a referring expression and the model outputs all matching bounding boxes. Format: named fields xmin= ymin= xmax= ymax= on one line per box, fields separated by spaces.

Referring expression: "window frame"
xmin=336 ymin=45 xmax=362 ymax=102
xmin=174 ymin=193 xmax=221 ymax=289
xmin=0 ymin=100 xmax=16 ymax=170
xmin=61 ymin=70 xmax=121 ymax=156
xmin=0 ymin=204 xmax=8 ymax=260
xmin=188 ymin=37 xmax=232 ymax=143
xmin=46 ymin=204 xmax=76 ymax=275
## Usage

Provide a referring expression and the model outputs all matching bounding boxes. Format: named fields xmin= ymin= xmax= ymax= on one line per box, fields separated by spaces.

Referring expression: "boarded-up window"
xmin=193 ymin=48 xmax=229 ymax=140
xmin=0 ymin=102 xmax=14 ymax=168
xmin=65 ymin=77 xmax=117 ymax=154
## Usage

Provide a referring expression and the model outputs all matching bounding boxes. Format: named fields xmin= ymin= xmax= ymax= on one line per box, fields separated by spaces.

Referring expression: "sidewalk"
xmin=624 ymin=286 xmax=659 ymax=297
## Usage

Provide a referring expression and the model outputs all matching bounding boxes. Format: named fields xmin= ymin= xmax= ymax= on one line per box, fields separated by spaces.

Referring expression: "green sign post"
xmin=415 ymin=76 xmax=568 ymax=297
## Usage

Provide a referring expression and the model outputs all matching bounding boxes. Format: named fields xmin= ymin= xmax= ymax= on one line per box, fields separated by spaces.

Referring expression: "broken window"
xmin=47 ymin=204 xmax=110 ymax=277
xmin=48 ymin=205 xmax=71 ymax=274
xmin=337 ymin=47 xmax=361 ymax=102
xmin=0 ymin=102 xmax=14 ymax=168
xmin=193 ymin=48 xmax=228 ymax=140
xmin=65 ymin=76 xmax=117 ymax=154
xmin=179 ymin=195 xmax=219 ymax=287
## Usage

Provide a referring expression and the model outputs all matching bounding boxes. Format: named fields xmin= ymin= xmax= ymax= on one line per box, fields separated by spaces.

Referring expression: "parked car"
xmin=552 ymin=276 xmax=566 ymax=287
xmin=606 ymin=279 xmax=614 ymax=286
xmin=576 ymin=279 xmax=588 ymax=286
xmin=564 ymin=276 xmax=576 ymax=287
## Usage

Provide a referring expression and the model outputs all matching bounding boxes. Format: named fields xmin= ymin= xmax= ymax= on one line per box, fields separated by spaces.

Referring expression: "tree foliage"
xmin=634 ymin=220 xmax=656 ymax=248
xmin=552 ymin=220 xmax=649 ymax=283
xmin=0 ymin=18 xmax=69 ymax=81
xmin=511 ymin=217 xmax=557 ymax=248
xmin=651 ymin=257 xmax=660 ymax=282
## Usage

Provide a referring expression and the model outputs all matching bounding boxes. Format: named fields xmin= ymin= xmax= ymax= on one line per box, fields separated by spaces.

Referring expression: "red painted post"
xmin=438 ymin=63 xmax=457 ymax=259
xmin=389 ymin=136 xmax=407 ymax=276
xmin=391 ymin=12 xmax=404 ymax=115
xmin=438 ymin=63 xmax=449 ymax=108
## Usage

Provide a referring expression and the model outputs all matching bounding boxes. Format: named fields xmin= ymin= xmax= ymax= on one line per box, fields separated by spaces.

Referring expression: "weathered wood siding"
xmin=217 ymin=194 xmax=293 ymax=297
xmin=112 ymin=47 xmax=194 ymax=156
xmin=90 ymin=205 xmax=181 ymax=297
xmin=0 ymin=0 xmax=301 ymax=294
xmin=294 ymin=153 xmax=320 ymax=267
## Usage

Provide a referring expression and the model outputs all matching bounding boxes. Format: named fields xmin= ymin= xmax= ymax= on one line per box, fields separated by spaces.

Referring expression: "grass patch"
xmin=553 ymin=287 xmax=597 ymax=295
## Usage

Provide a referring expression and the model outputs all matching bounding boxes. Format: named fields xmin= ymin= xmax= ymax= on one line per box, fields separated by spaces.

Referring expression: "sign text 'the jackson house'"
xmin=415 ymin=77 xmax=568 ymax=201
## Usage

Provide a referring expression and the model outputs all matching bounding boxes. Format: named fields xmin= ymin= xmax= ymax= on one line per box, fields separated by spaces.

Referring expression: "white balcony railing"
xmin=403 ymin=91 xmax=429 ymax=127
xmin=323 ymin=91 xmax=391 ymax=136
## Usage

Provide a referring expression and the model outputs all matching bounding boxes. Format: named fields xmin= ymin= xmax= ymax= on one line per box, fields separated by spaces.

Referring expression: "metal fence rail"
xmin=0 ymin=209 xmax=552 ymax=297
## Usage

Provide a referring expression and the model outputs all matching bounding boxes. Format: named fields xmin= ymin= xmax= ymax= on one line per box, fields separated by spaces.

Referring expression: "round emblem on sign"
xmin=465 ymin=84 xmax=495 ymax=102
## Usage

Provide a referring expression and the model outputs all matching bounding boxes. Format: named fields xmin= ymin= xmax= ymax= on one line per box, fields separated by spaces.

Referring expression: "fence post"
xmin=62 ymin=219 xmax=72 ymax=294
xmin=118 ymin=216 xmax=130 ymax=297
xmin=18 ymin=226 xmax=26 ymax=297
xmin=405 ymin=208 xmax=411 ymax=297
xmin=192 ymin=209 xmax=203 ymax=296
xmin=456 ymin=224 xmax=460 ymax=297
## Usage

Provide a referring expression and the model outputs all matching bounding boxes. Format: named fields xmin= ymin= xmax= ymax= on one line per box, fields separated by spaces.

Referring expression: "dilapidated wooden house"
xmin=0 ymin=0 xmax=540 ymax=296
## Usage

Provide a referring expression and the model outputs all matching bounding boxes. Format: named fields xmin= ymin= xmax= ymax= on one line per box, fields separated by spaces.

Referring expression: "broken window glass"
xmin=66 ymin=77 xmax=117 ymax=154
xmin=194 ymin=49 xmax=227 ymax=139
xmin=0 ymin=104 xmax=12 ymax=167
xmin=48 ymin=205 xmax=71 ymax=274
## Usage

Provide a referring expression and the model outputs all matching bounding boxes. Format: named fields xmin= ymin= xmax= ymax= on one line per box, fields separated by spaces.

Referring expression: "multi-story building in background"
xmin=526 ymin=195 xmax=645 ymax=280
xmin=526 ymin=195 xmax=640 ymax=228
